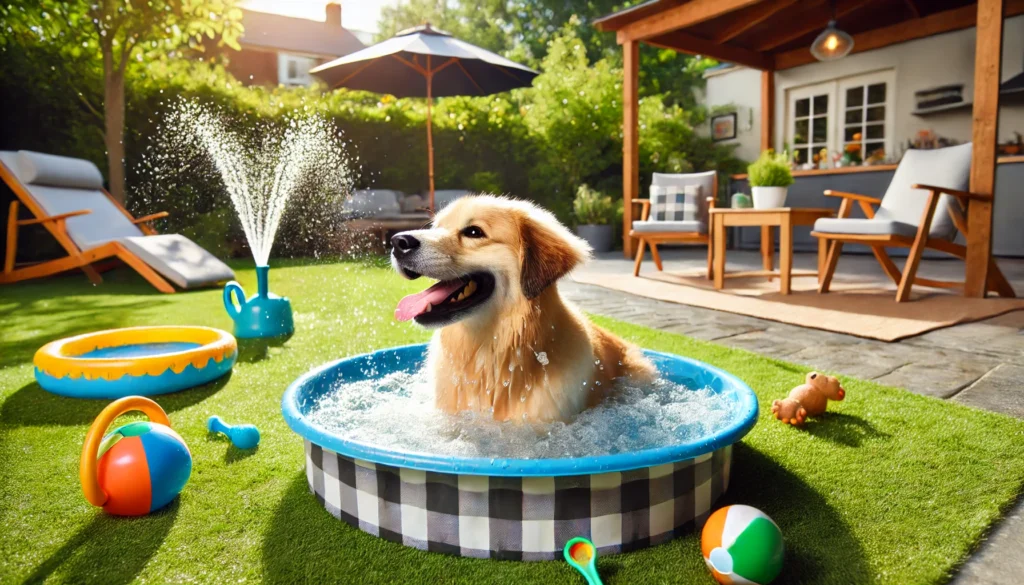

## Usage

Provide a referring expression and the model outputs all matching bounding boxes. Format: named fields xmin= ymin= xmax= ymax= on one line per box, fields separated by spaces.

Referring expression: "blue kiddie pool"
xmin=282 ymin=344 xmax=758 ymax=561
xmin=34 ymin=326 xmax=237 ymax=399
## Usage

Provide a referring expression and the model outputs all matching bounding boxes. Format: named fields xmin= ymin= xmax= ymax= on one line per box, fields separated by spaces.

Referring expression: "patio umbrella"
xmin=311 ymin=24 xmax=538 ymax=210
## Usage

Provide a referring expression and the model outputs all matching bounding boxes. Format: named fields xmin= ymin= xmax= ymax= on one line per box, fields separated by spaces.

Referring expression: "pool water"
xmin=80 ymin=342 xmax=203 ymax=359
xmin=305 ymin=368 xmax=739 ymax=460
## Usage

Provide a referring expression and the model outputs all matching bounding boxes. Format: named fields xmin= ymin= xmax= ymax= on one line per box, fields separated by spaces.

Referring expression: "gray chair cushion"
xmin=632 ymin=220 xmax=706 ymax=234
xmin=344 ymin=190 xmax=403 ymax=217
xmin=433 ymin=189 xmax=472 ymax=209
xmin=652 ymin=171 xmax=715 ymax=226
xmin=876 ymin=143 xmax=972 ymax=240
xmin=120 ymin=234 xmax=234 ymax=289
xmin=16 ymin=150 xmax=105 ymax=190
xmin=813 ymin=217 xmax=920 ymax=238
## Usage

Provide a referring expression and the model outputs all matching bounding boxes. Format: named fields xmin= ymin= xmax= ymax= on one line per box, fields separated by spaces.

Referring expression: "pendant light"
xmin=810 ymin=1 xmax=854 ymax=61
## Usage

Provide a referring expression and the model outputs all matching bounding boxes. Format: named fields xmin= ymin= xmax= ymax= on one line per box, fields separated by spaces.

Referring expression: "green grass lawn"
xmin=2 ymin=258 xmax=1024 ymax=584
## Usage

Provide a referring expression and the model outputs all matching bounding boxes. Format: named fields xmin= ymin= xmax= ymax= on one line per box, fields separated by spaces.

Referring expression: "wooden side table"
xmin=709 ymin=208 xmax=835 ymax=294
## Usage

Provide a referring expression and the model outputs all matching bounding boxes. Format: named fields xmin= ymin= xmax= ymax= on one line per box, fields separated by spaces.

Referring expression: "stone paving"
xmin=559 ymin=249 xmax=1024 ymax=585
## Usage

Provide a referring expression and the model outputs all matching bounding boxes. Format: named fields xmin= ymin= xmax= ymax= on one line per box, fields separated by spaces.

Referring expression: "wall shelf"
xmin=911 ymin=101 xmax=973 ymax=116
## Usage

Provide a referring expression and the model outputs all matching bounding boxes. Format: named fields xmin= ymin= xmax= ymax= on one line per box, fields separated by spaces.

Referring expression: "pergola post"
xmin=965 ymin=0 xmax=1004 ymax=297
xmin=760 ymin=70 xmax=775 ymax=152
xmin=622 ymin=40 xmax=640 ymax=258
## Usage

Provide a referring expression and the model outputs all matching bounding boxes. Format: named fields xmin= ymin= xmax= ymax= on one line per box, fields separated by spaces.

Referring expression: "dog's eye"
xmin=461 ymin=226 xmax=486 ymax=239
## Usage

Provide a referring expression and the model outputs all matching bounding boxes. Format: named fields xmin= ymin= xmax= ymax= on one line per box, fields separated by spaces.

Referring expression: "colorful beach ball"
xmin=701 ymin=505 xmax=784 ymax=585
xmin=95 ymin=420 xmax=192 ymax=516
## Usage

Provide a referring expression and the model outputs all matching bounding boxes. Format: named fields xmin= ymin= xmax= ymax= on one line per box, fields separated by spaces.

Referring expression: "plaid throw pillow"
xmin=650 ymin=184 xmax=702 ymax=221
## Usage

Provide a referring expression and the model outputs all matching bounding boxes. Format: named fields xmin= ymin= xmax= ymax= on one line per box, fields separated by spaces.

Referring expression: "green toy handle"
xmin=223 ymin=281 xmax=246 ymax=319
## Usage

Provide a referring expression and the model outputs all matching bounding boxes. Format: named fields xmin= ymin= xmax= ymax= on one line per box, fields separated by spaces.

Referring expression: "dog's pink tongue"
xmin=395 ymin=280 xmax=464 ymax=321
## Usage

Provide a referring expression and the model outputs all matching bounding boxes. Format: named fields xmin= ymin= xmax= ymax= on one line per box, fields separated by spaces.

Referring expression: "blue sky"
xmin=240 ymin=0 xmax=401 ymax=33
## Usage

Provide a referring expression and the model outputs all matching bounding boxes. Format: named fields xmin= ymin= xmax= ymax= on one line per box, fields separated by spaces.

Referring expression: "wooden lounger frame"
xmin=0 ymin=160 xmax=175 ymax=293
xmin=812 ymin=185 xmax=1016 ymax=303
xmin=631 ymin=174 xmax=718 ymax=278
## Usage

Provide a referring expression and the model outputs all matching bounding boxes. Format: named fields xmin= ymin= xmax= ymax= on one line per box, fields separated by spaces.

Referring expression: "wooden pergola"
xmin=596 ymin=0 xmax=1022 ymax=298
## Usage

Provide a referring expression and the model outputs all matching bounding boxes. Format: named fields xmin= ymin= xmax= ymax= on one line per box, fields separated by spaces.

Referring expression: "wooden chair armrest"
xmin=17 ymin=209 xmax=91 ymax=226
xmin=823 ymin=190 xmax=882 ymax=205
xmin=706 ymin=195 xmax=716 ymax=209
xmin=632 ymin=199 xmax=651 ymax=221
xmin=131 ymin=211 xmax=170 ymax=224
xmin=910 ymin=184 xmax=992 ymax=202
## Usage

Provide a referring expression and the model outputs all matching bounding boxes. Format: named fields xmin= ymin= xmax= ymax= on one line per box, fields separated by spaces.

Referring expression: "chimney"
xmin=325 ymin=3 xmax=341 ymax=28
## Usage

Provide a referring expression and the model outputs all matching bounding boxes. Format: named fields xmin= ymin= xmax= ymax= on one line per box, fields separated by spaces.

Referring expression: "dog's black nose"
xmin=391 ymin=234 xmax=420 ymax=255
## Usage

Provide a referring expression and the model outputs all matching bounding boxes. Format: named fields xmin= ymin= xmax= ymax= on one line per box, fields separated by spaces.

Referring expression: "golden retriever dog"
xmin=391 ymin=195 xmax=654 ymax=423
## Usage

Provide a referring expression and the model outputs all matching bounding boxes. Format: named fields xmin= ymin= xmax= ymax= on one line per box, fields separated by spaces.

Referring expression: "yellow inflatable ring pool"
xmin=34 ymin=326 xmax=237 ymax=399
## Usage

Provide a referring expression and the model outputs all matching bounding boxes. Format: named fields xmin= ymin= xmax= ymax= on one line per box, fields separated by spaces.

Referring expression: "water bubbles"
xmin=535 ymin=352 xmax=549 ymax=366
xmin=305 ymin=368 xmax=737 ymax=459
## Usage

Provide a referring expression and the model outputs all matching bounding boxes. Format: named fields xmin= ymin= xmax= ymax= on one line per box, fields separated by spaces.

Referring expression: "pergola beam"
xmin=774 ymin=1 xmax=1024 ymax=70
xmin=754 ymin=0 xmax=875 ymax=52
xmin=622 ymin=40 xmax=640 ymax=258
xmin=617 ymin=0 xmax=762 ymax=42
xmin=642 ymin=30 xmax=773 ymax=70
xmin=713 ymin=0 xmax=799 ymax=44
xmin=966 ymin=0 xmax=1004 ymax=297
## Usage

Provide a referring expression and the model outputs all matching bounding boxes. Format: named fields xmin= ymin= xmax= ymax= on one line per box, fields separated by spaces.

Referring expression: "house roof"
xmin=239 ymin=9 xmax=365 ymax=58
xmin=594 ymin=0 xmax=1024 ymax=71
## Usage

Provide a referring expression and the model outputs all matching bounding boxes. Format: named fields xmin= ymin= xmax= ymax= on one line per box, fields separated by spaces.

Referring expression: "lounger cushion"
xmin=344 ymin=190 xmax=403 ymax=217
xmin=813 ymin=217 xmax=920 ymax=238
xmin=876 ymin=143 xmax=972 ymax=240
xmin=16 ymin=150 xmax=105 ymax=190
xmin=120 ymin=235 xmax=234 ymax=289
xmin=632 ymin=220 xmax=706 ymax=234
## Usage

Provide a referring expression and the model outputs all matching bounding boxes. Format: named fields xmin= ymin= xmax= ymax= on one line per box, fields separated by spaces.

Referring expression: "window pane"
xmin=795 ymin=98 xmax=810 ymax=117
xmin=844 ymin=126 xmax=862 ymax=142
xmin=867 ymin=83 xmax=886 ymax=104
xmin=812 ymin=116 xmax=827 ymax=142
xmin=865 ymin=142 xmax=885 ymax=157
xmin=288 ymin=60 xmax=297 ymax=78
xmin=794 ymin=119 xmax=809 ymax=144
xmin=846 ymin=86 xmax=864 ymax=107
xmin=866 ymin=124 xmax=884 ymax=139
xmin=813 ymin=94 xmax=829 ymax=115
xmin=866 ymin=105 xmax=885 ymax=122
xmin=845 ymin=109 xmax=862 ymax=124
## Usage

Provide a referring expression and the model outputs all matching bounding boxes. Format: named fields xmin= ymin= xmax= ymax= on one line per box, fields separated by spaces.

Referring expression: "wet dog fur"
xmin=391 ymin=195 xmax=654 ymax=423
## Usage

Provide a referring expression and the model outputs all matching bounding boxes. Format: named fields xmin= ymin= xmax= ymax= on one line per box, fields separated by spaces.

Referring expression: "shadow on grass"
xmin=237 ymin=334 xmax=294 ymax=364
xmin=22 ymin=500 xmax=179 ymax=585
xmin=1 ymin=372 xmax=232 ymax=427
xmin=204 ymin=431 xmax=260 ymax=463
xmin=801 ymin=412 xmax=891 ymax=448
xmin=723 ymin=443 xmax=870 ymax=583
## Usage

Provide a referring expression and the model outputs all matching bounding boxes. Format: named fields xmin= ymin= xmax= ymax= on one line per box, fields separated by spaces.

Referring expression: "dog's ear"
xmin=520 ymin=210 xmax=592 ymax=299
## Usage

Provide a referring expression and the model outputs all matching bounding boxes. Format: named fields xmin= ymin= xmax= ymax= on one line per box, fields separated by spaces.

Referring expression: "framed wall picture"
xmin=711 ymin=112 xmax=737 ymax=142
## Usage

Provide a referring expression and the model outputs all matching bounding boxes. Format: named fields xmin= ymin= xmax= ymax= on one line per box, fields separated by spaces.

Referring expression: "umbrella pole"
xmin=426 ymin=60 xmax=435 ymax=211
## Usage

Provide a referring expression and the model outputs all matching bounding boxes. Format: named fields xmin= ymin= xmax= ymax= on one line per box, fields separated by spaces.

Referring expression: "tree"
xmin=0 ymin=1 xmax=242 ymax=203
xmin=376 ymin=0 xmax=515 ymax=57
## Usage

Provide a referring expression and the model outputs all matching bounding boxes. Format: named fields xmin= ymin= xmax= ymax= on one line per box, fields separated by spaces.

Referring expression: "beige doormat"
xmin=572 ymin=269 xmax=1024 ymax=342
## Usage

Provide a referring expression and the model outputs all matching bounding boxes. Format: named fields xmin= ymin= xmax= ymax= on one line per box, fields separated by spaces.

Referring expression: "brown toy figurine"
xmin=771 ymin=372 xmax=846 ymax=426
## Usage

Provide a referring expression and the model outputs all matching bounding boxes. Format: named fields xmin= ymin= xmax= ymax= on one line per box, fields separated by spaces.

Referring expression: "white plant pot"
xmin=751 ymin=186 xmax=788 ymax=209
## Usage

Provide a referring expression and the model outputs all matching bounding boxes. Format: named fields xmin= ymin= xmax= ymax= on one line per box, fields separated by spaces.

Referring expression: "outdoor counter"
xmin=728 ymin=156 xmax=1024 ymax=257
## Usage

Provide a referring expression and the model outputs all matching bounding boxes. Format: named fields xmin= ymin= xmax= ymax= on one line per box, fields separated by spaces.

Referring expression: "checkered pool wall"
xmin=304 ymin=441 xmax=732 ymax=560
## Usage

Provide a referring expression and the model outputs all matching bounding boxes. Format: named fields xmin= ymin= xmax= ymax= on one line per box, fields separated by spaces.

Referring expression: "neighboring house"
xmin=703 ymin=15 xmax=1024 ymax=165
xmin=226 ymin=3 xmax=365 ymax=87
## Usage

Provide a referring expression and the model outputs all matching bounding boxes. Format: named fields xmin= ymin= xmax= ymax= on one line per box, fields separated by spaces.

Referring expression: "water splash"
xmin=162 ymin=101 xmax=352 ymax=265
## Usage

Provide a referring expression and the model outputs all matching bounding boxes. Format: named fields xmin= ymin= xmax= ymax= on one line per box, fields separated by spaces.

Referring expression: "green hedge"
xmin=0 ymin=23 xmax=744 ymax=260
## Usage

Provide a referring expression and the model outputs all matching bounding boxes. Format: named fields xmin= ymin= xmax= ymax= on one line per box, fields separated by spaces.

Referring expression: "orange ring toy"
xmin=80 ymin=396 xmax=192 ymax=515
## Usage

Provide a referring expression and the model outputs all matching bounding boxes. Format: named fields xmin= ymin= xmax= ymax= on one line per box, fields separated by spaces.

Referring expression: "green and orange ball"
xmin=701 ymin=505 xmax=784 ymax=585
xmin=95 ymin=420 xmax=192 ymax=516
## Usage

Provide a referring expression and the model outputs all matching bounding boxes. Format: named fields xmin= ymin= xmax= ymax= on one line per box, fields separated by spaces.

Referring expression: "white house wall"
xmin=703 ymin=15 xmax=1024 ymax=161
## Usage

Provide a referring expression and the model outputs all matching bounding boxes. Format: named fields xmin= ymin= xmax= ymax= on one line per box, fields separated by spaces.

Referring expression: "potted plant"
xmin=573 ymin=184 xmax=617 ymax=253
xmin=747 ymin=150 xmax=794 ymax=209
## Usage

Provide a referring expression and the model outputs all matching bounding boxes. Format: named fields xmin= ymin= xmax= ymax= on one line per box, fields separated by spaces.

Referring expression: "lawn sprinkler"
xmin=223 ymin=265 xmax=294 ymax=339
